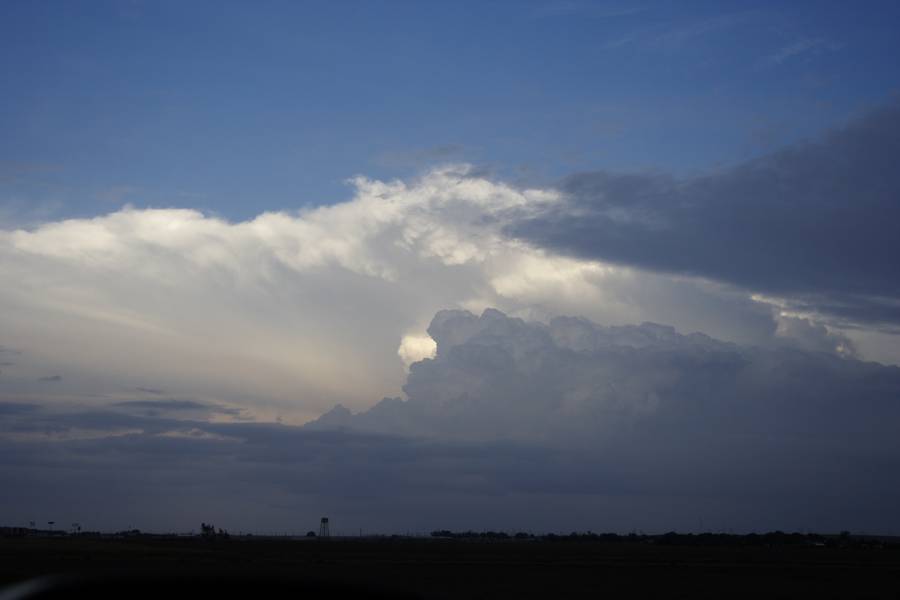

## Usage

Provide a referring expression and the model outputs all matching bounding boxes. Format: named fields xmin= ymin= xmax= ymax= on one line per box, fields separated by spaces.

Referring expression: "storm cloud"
xmin=512 ymin=103 xmax=900 ymax=329
xmin=7 ymin=164 xmax=858 ymax=424
xmin=3 ymin=107 xmax=900 ymax=534
xmin=305 ymin=309 xmax=900 ymax=531
xmin=311 ymin=309 xmax=900 ymax=445
xmin=112 ymin=399 xmax=245 ymax=418
xmin=9 ymin=309 xmax=885 ymax=533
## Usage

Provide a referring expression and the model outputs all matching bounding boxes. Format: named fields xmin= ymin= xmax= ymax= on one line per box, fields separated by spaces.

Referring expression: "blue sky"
xmin=3 ymin=0 xmax=899 ymax=222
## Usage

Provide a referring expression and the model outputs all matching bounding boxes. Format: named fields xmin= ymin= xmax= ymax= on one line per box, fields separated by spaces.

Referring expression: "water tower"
xmin=319 ymin=517 xmax=330 ymax=538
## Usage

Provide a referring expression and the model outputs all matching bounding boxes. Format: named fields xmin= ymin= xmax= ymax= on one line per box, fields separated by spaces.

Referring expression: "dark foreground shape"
xmin=2 ymin=537 xmax=900 ymax=598
xmin=0 ymin=572 xmax=419 ymax=600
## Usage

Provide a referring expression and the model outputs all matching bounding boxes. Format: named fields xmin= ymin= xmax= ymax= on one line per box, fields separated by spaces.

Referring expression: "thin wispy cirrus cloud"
xmin=767 ymin=37 xmax=843 ymax=65
xmin=601 ymin=10 xmax=755 ymax=50
xmin=528 ymin=2 xmax=648 ymax=20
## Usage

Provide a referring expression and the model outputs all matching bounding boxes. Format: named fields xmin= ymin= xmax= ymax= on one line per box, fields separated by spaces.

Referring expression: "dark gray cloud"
xmin=0 ymin=402 xmax=38 ymax=415
xmin=0 ymin=345 xmax=20 ymax=369
xmin=114 ymin=399 xmax=209 ymax=411
xmin=135 ymin=386 xmax=165 ymax=395
xmin=112 ymin=399 xmax=243 ymax=418
xmin=37 ymin=375 xmax=62 ymax=382
xmin=302 ymin=309 xmax=900 ymax=531
xmin=312 ymin=309 xmax=900 ymax=443
xmin=0 ymin=405 xmax=188 ymax=437
xmin=511 ymin=103 xmax=900 ymax=327
xmin=4 ymin=309 xmax=900 ymax=534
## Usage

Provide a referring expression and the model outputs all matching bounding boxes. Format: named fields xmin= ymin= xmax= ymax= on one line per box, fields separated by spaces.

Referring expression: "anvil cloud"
xmin=6 ymin=153 xmax=876 ymax=422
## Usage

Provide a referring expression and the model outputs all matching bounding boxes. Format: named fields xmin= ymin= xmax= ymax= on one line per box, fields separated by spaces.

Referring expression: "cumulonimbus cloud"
xmin=3 ymin=308 xmax=900 ymax=533
xmin=310 ymin=308 xmax=900 ymax=444
xmin=6 ymin=162 xmax=869 ymax=421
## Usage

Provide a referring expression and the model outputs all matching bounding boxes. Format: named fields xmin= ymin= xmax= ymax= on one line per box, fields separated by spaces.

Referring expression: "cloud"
xmin=6 ymin=163 xmax=849 ymax=422
xmin=653 ymin=13 xmax=750 ymax=48
xmin=3 ymin=106 xmax=899 ymax=426
xmin=397 ymin=334 xmax=437 ymax=368
xmin=3 ymin=308 xmax=900 ymax=533
xmin=305 ymin=308 xmax=900 ymax=530
xmin=511 ymin=103 xmax=900 ymax=332
xmin=0 ymin=402 xmax=183 ymax=441
xmin=0 ymin=166 xmax=565 ymax=420
xmin=135 ymin=386 xmax=165 ymax=395
xmin=603 ymin=12 xmax=753 ymax=51
xmin=774 ymin=315 xmax=857 ymax=357
xmin=112 ymin=399 xmax=244 ymax=418
xmin=528 ymin=2 xmax=648 ymax=20
xmin=767 ymin=38 xmax=842 ymax=65
xmin=0 ymin=402 xmax=38 ymax=415
xmin=311 ymin=309 xmax=900 ymax=444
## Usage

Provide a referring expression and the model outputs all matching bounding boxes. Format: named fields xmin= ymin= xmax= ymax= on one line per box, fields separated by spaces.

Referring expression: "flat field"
xmin=1 ymin=536 xmax=899 ymax=598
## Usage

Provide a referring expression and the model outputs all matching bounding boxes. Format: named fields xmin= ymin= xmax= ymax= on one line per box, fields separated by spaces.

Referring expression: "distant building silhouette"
xmin=319 ymin=517 xmax=330 ymax=538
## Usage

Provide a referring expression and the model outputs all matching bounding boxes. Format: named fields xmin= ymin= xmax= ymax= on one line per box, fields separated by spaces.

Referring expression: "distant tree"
xmin=306 ymin=531 xmax=317 ymax=538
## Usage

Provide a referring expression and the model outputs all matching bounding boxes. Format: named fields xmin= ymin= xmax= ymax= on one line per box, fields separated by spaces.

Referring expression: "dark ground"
xmin=2 ymin=536 xmax=900 ymax=598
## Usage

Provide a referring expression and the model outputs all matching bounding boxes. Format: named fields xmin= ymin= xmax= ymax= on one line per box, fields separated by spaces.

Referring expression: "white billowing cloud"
xmin=307 ymin=308 xmax=900 ymax=530
xmin=398 ymin=334 xmax=437 ymax=368
xmin=774 ymin=315 xmax=857 ymax=358
xmin=299 ymin=302 xmax=900 ymax=536
xmin=0 ymin=165 xmax=889 ymax=421
xmin=315 ymin=308 xmax=900 ymax=443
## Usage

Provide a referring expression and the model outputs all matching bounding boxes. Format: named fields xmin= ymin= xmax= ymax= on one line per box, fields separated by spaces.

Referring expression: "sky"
xmin=2 ymin=0 xmax=900 ymax=534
